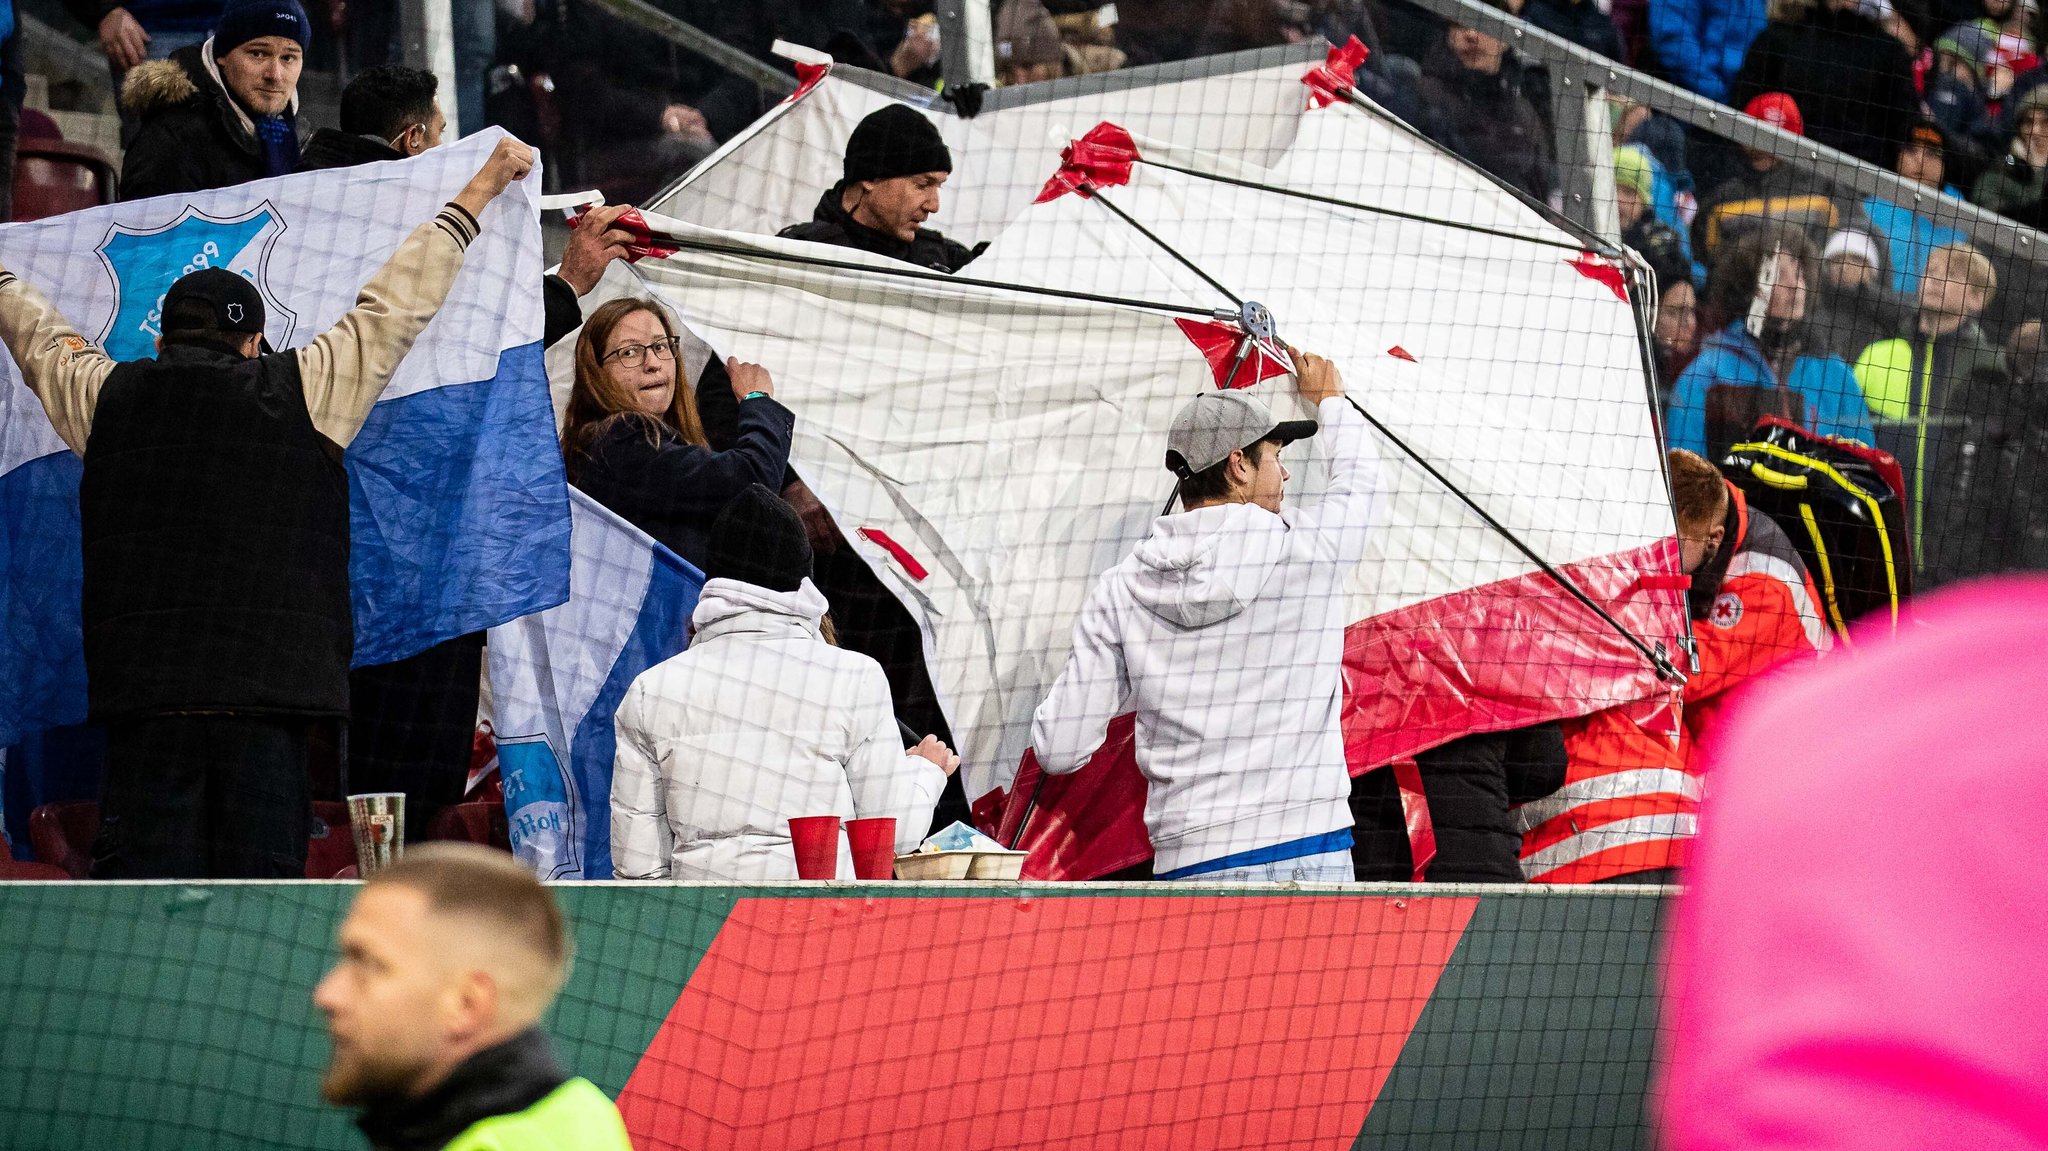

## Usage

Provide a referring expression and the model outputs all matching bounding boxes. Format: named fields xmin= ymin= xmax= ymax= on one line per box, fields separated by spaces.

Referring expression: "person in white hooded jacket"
xmin=611 ymin=484 xmax=959 ymax=881
xmin=1031 ymin=349 xmax=1377 ymax=881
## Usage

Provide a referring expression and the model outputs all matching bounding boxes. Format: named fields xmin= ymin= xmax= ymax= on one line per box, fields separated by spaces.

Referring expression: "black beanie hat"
xmin=843 ymin=105 xmax=952 ymax=185
xmin=706 ymin=484 xmax=814 ymax=593
xmin=213 ymin=0 xmax=312 ymax=55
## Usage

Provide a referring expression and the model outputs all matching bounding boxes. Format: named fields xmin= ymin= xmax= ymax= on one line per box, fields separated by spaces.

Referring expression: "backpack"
xmin=1720 ymin=418 xmax=1913 ymax=641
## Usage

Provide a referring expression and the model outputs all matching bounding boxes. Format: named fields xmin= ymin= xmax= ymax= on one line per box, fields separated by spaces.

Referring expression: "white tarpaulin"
xmin=560 ymin=46 xmax=1686 ymax=872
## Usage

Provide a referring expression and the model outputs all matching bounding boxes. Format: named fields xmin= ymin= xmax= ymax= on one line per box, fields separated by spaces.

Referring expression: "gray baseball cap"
xmin=1164 ymin=390 xmax=1319 ymax=476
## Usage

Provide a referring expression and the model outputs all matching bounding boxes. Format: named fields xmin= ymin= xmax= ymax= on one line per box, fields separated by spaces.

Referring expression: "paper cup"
xmin=787 ymin=815 xmax=842 ymax=880
xmin=346 ymin=792 xmax=406 ymax=877
xmin=845 ymin=817 xmax=897 ymax=880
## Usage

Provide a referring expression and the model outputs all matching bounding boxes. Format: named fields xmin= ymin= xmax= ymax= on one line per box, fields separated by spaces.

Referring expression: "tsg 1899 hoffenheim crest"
xmin=94 ymin=201 xmax=296 ymax=360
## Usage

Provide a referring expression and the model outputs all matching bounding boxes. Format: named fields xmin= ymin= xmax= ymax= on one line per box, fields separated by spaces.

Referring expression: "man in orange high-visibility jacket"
xmin=1517 ymin=449 xmax=1827 ymax=885
xmin=1671 ymin=448 xmax=1831 ymax=765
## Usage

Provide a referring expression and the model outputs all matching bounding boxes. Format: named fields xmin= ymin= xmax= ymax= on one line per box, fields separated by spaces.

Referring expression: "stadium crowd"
xmin=0 ymin=0 xmax=2042 ymax=896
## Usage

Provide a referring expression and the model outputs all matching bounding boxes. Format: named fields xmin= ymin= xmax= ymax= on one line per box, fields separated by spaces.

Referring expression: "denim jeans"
xmin=1170 ymin=847 xmax=1355 ymax=884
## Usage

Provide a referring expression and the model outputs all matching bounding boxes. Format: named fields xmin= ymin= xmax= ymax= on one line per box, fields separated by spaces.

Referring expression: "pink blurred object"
xmin=1659 ymin=577 xmax=2048 ymax=1151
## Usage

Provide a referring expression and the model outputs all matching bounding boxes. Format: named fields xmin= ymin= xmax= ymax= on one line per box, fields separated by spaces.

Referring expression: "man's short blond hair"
xmin=1928 ymin=242 xmax=1997 ymax=300
xmin=367 ymin=843 xmax=571 ymax=1000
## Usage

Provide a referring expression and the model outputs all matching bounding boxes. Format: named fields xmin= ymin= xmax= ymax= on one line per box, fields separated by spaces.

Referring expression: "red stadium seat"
xmin=28 ymin=800 xmax=97 ymax=879
xmin=426 ymin=801 xmax=510 ymax=851
xmin=12 ymin=138 xmax=117 ymax=222
xmin=0 ymin=860 xmax=75 ymax=880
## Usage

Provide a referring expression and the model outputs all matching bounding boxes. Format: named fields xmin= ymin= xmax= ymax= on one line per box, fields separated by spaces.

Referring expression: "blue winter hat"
xmin=213 ymin=0 xmax=311 ymax=55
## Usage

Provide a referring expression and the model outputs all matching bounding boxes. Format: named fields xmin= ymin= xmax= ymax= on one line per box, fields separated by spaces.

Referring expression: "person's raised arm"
xmin=297 ymin=137 xmax=535 ymax=447
xmin=1030 ymin=579 xmax=1131 ymax=775
xmin=1283 ymin=346 xmax=1381 ymax=569
xmin=0 ymin=266 xmax=117 ymax=456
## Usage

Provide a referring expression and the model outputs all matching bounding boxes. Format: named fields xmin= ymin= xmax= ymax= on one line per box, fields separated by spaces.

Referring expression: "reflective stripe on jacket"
xmin=1520 ymin=696 xmax=1699 ymax=883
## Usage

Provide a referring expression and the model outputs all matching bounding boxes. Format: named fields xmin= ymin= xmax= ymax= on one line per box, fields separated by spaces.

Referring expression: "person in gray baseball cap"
xmin=1030 ymin=347 xmax=1380 ymax=882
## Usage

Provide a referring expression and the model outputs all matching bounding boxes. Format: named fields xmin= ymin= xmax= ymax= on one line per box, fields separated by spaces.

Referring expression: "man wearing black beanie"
xmin=119 ymin=0 xmax=313 ymax=200
xmin=778 ymin=103 xmax=977 ymax=274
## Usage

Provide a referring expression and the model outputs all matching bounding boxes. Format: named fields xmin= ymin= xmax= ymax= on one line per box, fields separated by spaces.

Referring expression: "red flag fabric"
xmin=985 ymin=715 xmax=1154 ymax=880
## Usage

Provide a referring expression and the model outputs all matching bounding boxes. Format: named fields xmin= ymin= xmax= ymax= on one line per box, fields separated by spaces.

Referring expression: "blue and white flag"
xmin=0 ymin=131 xmax=570 ymax=747
xmin=487 ymin=489 xmax=703 ymax=880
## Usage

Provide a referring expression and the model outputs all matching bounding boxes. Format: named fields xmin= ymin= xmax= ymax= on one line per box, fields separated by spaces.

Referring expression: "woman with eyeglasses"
xmin=562 ymin=298 xmax=794 ymax=568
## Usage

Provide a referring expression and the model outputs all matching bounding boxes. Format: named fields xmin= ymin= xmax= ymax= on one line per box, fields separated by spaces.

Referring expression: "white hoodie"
xmin=611 ymin=577 xmax=948 ymax=881
xmin=1030 ymin=396 xmax=1380 ymax=874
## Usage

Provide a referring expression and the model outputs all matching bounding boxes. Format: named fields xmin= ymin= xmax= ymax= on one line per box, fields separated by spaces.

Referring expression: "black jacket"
xmin=1415 ymin=46 xmax=1555 ymax=202
xmin=1859 ymin=319 xmax=2009 ymax=585
xmin=1729 ymin=8 xmax=1919 ymax=170
xmin=1522 ymin=0 xmax=1627 ymax=60
xmin=298 ymin=127 xmax=402 ymax=171
xmin=81 ymin=342 xmax=352 ymax=720
xmin=568 ymin=401 xmax=795 ymax=568
xmin=296 ymin=131 xmax=586 ymax=347
xmin=1913 ymin=341 xmax=2035 ymax=584
xmin=1351 ymin=723 xmax=1569 ymax=883
xmin=356 ymin=1029 xmax=569 ymax=1151
xmin=779 ymin=184 xmax=980 ymax=273
xmin=119 ymin=44 xmax=296 ymax=202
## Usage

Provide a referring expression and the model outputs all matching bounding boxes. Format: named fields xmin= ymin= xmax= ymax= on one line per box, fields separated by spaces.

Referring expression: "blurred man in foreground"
xmin=315 ymin=843 xmax=632 ymax=1151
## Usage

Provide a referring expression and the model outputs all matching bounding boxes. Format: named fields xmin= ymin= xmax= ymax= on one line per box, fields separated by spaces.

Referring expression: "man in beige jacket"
xmin=0 ymin=136 xmax=533 ymax=878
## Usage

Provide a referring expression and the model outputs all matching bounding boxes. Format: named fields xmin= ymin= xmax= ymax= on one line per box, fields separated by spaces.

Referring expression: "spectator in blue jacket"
xmin=1668 ymin=226 xmax=1875 ymax=457
xmin=1651 ymin=0 xmax=1770 ymax=102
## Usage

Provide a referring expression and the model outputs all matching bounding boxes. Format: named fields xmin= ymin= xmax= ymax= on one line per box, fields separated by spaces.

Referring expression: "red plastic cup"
xmin=845 ymin=817 xmax=898 ymax=880
xmin=787 ymin=815 xmax=842 ymax=880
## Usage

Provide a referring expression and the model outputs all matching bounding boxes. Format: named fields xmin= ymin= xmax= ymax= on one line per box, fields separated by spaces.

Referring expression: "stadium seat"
xmin=427 ymin=800 xmax=510 ymax=851
xmin=12 ymin=137 xmax=117 ymax=222
xmin=306 ymin=800 xmax=356 ymax=880
xmin=28 ymin=800 xmax=97 ymax=879
xmin=0 ymin=860 xmax=75 ymax=880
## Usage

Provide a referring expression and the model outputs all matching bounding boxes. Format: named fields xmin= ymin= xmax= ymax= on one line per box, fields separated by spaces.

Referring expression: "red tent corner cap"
xmin=786 ymin=62 xmax=830 ymax=102
xmin=1175 ymin=318 xmax=1291 ymax=390
xmin=1033 ymin=121 xmax=1139 ymax=203
xmin=568 ymin=205 xmax=675 ymax=261
xmin=1304 ymin=36 xmax=1370 ymax=107
xmin=1569 ymin=252 xmax=1630 ymax=301
xmin=1387 ymin=345 xmax=1417 ymax=362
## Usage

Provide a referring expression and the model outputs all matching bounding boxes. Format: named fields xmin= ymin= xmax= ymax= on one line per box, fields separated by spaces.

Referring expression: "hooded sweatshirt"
xmin=610 ymin=577 xmax=947 ymax=881
xmin=1031 ymin=396 xmax=1380 ymax=875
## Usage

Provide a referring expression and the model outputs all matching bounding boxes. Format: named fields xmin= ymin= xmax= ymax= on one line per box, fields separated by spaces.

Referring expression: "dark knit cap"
xmin=214 ymin=0 xmax=312 ymax=55
xmin=843 ymin=105 xmax=952 ymax=185
xmin=161 ymin=267 xmax=266 ymax=336
xmin=706 ymin=484 xmax=814 ymax=593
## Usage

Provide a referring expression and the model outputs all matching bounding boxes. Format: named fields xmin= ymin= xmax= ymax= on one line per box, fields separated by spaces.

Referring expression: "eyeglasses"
xmin=602 ymin=337 xmax=680 ymax=367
